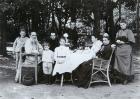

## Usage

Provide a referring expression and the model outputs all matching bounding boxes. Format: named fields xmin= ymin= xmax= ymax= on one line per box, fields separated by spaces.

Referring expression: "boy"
xmin=42 ymin=42 xmax=54 ymax=84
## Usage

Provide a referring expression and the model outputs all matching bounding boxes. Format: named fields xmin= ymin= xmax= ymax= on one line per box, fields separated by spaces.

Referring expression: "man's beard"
xmin=31 ymin=38 xmax=38 ymax=45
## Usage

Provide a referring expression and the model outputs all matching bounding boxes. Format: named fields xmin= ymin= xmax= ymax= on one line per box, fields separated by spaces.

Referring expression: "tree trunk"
xmin=106 ymin=0 xmax=116 ymax=42
xmin=119 ymin=0 xmax=121 ymax=19
xmin=93 ymin=1 xmax=100 ymax=38
xmin=108 ymin=8 xmax=115 ymax=42
xmin=136 ymin=0 xmax=140 ymax=37
xmin=0 ymin=11 xmax=7 ymax=56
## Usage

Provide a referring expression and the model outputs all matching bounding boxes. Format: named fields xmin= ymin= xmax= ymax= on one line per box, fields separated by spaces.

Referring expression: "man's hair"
xmin=43 ymin=42 xmax=50 ymax=47
xmin=120 ymin=19 xmax=127 ymax=24
xmin=50 ymin=32 xmax=56 ymax=36
xmin=59 ymin=37 xmax=66 ymax=42
xmin=30 ymin=32 xmax=37 ymax=36
xmin=20 ymin=28 xmax=25 ymax=32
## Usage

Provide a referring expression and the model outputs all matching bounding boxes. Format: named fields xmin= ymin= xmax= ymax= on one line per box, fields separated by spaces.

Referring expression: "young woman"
xmin=13 ymin=29 xmax=28 ymax=82
xmin=42 ymin=42 xmax=54 ymax=84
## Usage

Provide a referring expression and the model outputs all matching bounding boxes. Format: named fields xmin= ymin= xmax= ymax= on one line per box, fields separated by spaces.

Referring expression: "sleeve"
xmin=127 ymin=30 xmax=135 ymax=43
xmin=116 ymin=31 xmax=119 ymax=39
xmin=51 ymin=51 xmax=55 ymax=62
xmin=91 ymin=41 xmax=103 ymax=58
xmin=54 ymin=48 xmax=58 ymax=61
xmin=38 ymin=43 xmax=43 ymax=54
xmin=93 ymin=41 xmax=103 ymax=53
xmin=13 ymin=38 xmax=18 ymax=52
xmin=66 ymin=47 xmax=71 ymax=57
xmin=42 ymin=52 xmax=44 ymax=61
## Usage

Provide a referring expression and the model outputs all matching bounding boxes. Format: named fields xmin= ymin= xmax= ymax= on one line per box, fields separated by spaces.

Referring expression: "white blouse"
xmin=54 ymin=46 xmax=71 ymax=63
xmin=42 ymin=50 xmax=54 ymax=63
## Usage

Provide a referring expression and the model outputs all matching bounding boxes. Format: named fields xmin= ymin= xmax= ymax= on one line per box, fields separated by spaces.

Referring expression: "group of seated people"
xmin=13 ymin=20 xmax=136 ymax=88
xmin=13 ymin=29 xmax=114 ymax=88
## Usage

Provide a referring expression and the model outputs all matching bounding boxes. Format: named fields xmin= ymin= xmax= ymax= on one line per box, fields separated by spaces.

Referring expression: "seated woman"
xmin=97 ymin=37 xmax=112 ymax=60
xmin=73 ymin=36 xmax=113 ymax=88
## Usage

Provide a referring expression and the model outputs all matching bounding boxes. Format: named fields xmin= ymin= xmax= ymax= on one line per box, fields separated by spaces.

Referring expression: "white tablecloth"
xmin=52 ymin=40 xmax=102 ymax=75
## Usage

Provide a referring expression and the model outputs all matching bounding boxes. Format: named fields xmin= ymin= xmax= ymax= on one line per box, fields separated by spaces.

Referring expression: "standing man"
xmin=13 ymin=29 xmax=28 ymax=82
xmin=47 ymin=33 xmax=59 ymax=51
xmin=69 ymin=22 xmax=78 ymax=49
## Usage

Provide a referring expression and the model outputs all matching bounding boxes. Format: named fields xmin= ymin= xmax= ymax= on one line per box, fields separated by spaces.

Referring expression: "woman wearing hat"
xmin=114 ymin=19 xmax=135 ymax=84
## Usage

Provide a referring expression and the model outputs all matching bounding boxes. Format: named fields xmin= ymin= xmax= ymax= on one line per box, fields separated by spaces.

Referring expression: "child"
xmin=42 ymin=42 xmax=54 ymax=84
xmin=63 ymin=33 xmax=70 ymax=47
xmin=53 ymin=37 xmax=71 ymax=76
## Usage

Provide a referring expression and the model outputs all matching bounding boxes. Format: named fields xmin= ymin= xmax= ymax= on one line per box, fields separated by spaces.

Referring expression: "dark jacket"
xmin=47 ymin=38 xmax=59 ymax=51
xmin=97 ymin=44 xmax=112 ymax=60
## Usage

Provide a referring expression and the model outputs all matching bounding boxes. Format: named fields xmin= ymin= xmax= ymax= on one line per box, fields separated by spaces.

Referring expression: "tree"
xmin=0 ymin=1 xmax=11 ymax=56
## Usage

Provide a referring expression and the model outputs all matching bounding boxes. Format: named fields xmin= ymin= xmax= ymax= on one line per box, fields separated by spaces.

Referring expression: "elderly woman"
xmin=73 ymin=36 xmax=113 ymax=88
xmin=114 ymin=19 xmax=135 ymax=84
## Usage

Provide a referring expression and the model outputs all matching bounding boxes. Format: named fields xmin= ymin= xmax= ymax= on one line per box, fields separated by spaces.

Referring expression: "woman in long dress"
xmin=73 ymin=36 xmax=113 ymax=88
xmin=114 ymin=20 xmax=135 ymax=84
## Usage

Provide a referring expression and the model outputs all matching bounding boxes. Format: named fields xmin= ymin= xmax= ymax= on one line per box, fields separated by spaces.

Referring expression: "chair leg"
xmin=35 ymin=67 xmax=38 ymax=84
xmin=61 ymin=74 xmax=64 ymax=87
xmin=88 ymin=74 xmax=92 ymax=88
xmin=107 ymin=70 xmax=111 ymax=87
xmin=71 ymin=74 xmax=74 ymax=84
xmin=18 ymin=65 xmax=22 ymax=84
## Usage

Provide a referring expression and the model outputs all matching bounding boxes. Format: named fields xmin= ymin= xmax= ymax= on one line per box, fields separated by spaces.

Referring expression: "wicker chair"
xmin=88 ymin=48 xmax=114 ymax=87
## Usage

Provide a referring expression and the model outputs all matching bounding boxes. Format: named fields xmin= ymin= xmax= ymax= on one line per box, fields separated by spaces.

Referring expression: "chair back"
xmin=19 ymin=52 xmax=39 ymax=67
xmin=92 ymin=48 xmax=115 ymax=72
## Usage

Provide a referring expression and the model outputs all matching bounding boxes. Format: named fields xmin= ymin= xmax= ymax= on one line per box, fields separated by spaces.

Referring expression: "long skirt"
xmin=114 ymin=44 xmax=133 ymax=76
xmin=73 ymin=59 xmax=93 ymax=87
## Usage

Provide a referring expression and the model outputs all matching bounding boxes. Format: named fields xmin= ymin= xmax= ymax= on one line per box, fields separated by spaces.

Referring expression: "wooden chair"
xmin=60 ymin=73 xmax=73 ymax=87
xmin=88 ymin=48 xmax=114 ymax=87
xmin=55 ymin=73 xmax=73 ymax=87
xmin=18 ymin=53 xmax=39 ymax=84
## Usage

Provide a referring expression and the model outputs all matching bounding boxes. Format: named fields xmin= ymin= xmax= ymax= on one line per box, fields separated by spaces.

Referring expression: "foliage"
xmin=0 ymin=0 xmax=138 ymax=41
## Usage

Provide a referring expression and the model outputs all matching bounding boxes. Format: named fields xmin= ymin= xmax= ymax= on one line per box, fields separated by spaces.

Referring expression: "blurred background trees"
xmin=0 ymin=0 xmax=139 ymax=55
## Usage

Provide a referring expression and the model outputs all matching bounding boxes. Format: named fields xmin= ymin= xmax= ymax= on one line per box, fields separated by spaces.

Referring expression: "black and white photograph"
xmin=0 ymin=0 xmax=140 ymax=99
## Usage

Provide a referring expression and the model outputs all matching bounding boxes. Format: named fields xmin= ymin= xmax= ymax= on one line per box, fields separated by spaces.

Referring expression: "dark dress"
xmin=47 ymin=38 xmax=59 ymax=51
xmin=114 ymin=29 xmax=135 ymax=82
xmin=73 ymin=44 xmax=112 ymax=88
xmin=97 ymin=44 xmax=112 ymax=60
